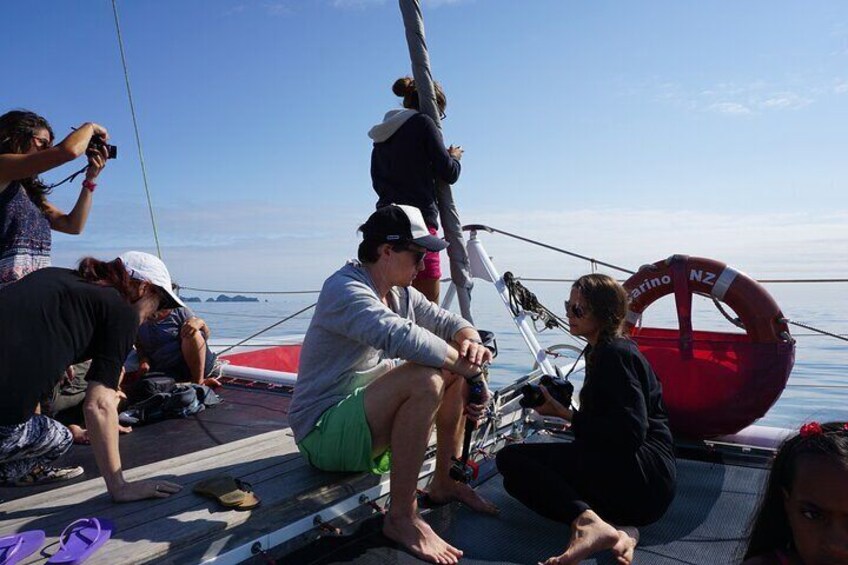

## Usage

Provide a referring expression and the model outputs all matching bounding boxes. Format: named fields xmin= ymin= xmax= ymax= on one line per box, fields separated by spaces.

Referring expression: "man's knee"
xmin=407 ymin=365 xmax=447 ymax=403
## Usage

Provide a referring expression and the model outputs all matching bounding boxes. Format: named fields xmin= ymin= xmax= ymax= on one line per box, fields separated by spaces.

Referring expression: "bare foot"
xmin=427 ymin=479 xmax=499 ymax=515
xmin=202 ymin=377 xmax=222 ymax=388
xmin=612 ymin=527 xmax=639 ymax=565
xmin=542 ymin=510 xmax=620 ymax=565
xmin=383 ymin=512 xmax=463 ymax=564
xmin=68 ymin=424 xmax=90 ymax=445
xmin=119 ymin=424 xmax=133 ymax=434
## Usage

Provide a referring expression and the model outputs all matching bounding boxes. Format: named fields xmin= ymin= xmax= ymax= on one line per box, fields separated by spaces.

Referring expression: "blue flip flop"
xmin=46 ymin=518 xmax=114 ymax=565
xmin=0 ymin=530 xmax=45 ymax=565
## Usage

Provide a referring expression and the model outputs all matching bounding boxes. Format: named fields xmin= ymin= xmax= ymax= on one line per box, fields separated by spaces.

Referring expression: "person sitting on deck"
xmin=742 ymin=421 xmax=848 ymax=565
xmin=496 ymin=274 xmax=677 ymax=565
xmin=39 ymin=360 xmax=133 ymax=445
xmin=134 ymin=304 xmax=221 ymax=388
xmin=288 ymin=204 xmax=498 ymax=565
xmin=0 ymin=251 xmax=183 ymax=501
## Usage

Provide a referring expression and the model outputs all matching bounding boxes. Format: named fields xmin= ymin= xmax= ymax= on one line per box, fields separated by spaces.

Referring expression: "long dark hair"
xmin=77 ymin=257 xmax=144 ymax=304
xmin=572 ymin=273 xmax=629 ymax=344
xmin=0 ymin=110 xmax=55 ymax=211
xmin=744 ymin=422 xmax=848 ymax=560
xmin=392 ymin=77 xmax=447 ymax=117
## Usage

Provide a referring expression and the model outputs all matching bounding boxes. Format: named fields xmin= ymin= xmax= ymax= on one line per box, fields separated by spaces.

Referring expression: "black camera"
xmin=519 ymin=374 xmax=574 ymax=409
xmin=88 ymin=134 xmax=117 ymax=159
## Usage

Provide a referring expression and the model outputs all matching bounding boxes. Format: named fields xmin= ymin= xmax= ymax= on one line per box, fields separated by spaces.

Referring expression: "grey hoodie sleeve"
xmin=408 ymin=286 xmax=473 ymax=343
xmin=421 ymin=115 xmax=461 ymax=185
xmin=323 ymin=276 xmax=450 ymax=368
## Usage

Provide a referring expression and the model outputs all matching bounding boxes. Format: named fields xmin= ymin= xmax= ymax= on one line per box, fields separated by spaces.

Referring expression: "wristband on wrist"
xmin=82 ymin=180 xmax=97 ymax=192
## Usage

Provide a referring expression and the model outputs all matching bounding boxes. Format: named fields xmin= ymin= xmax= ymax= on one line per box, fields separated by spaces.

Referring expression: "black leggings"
xmin=496 ymin=442 xmax=668 ymax=526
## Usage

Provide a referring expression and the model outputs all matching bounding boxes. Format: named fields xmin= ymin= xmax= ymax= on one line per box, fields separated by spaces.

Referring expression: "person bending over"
xmin=0 ymin=110 xmax=110 ymax=288
xmin=0 ymin=251 xmax=183 ymax=501
xmin=289 ymin=204 xmax=497 ymax=565
xmin=743 ymin=421 xmax=848 ymax=565
xmin=135 ymin=306 xmax=220 ymax=387
xmin=497 ymin=274 xmax=677 ymax=565
xmin=368 ymin=77 xmax=463 ymax=304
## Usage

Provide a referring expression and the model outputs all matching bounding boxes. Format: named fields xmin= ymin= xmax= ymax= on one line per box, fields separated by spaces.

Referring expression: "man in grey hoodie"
xmin=289 ymin=204 xmax=496 ymax=564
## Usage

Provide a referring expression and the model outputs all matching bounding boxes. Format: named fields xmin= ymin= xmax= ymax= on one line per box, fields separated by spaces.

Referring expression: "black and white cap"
xmin=361 ymin=204 xmax=449 ymax=252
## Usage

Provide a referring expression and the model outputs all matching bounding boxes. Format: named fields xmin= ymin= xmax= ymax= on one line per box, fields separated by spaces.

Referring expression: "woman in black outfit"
xmin=496 ymin=274 xmax=677 ymax=565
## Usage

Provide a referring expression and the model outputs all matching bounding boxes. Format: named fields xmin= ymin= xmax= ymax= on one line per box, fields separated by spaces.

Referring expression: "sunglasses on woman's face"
xmin=564 ymin=300 xmax=586 ymax=319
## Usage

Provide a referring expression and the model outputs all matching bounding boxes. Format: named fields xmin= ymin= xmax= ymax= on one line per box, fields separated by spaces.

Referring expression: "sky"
xmin=3 ymin=0 xmax=848 ymax=292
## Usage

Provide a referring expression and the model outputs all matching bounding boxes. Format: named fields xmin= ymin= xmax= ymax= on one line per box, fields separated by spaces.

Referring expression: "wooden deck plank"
xmin=0 ymin=428 xmax=380 ymax=564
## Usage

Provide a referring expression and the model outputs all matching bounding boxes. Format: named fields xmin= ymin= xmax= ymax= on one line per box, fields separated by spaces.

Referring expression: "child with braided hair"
xmin=743 ymin=421 xmax=848 ymax=564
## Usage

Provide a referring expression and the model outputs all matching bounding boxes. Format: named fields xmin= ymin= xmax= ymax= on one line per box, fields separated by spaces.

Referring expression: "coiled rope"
xmin=502 ymin=272 xmax=568 ymax=333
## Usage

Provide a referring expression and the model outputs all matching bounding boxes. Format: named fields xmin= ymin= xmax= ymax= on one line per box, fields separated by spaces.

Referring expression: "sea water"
xmin=192 ymin=281 xmax=847 ymax=430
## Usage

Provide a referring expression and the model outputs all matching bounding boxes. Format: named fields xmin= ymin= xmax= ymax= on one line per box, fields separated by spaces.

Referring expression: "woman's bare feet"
xmin=426 ymin=478 xmax=499 ymax=515
xmin=612 ymin=527 xmax=639 ymax=565
xmin=541 ymin=510 xmax=621 ymax=565
xmin=383 ymin=511 xmax=463 ymax=564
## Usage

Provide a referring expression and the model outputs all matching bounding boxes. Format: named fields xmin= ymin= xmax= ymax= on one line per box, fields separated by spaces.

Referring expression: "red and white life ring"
xmin=625 ymin=255 xmax=790 ymax=343
xmin=623 ymin=255 xmax=795 ymax=438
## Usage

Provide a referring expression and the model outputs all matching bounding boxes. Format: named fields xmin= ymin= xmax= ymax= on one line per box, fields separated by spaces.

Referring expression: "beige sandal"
xmin=193 ymin=475 xmax=260 ymax=510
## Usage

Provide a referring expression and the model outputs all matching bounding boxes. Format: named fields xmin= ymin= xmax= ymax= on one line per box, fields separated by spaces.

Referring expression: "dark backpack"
xmin=119 ymin=383 xmax=220 ymax=426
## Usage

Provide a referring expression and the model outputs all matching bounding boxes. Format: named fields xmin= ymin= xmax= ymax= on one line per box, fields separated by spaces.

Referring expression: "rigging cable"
xmin=216 ymin=302 xmax=317 ymax=356
xmin=111 ymin=0 xmax=162 ymax=258
xmin=782 ymin=319 xmax=848 ymax=343
xmin=179 ymin=286 xmax=319 ymax=295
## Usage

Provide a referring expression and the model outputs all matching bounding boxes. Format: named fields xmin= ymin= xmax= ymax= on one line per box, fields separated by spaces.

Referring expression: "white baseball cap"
xmin=119 ymin=251 xmax=186 ymax=309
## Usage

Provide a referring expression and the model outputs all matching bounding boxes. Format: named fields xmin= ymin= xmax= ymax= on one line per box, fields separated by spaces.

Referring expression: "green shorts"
xmin=298 ymin=387 xmax=391 ymax=475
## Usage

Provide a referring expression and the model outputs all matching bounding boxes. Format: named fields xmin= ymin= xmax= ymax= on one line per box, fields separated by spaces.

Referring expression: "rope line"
xmin=192 ymin=309 xmax=313 ymax=321
xmin=179 ymin=286 xmax=319 ymax=295
xmin=466 ymin=226 xmax=635 ymax=275
xmin=111 ymin=0 xmax=162 ymax=259
xmin=216 ymin=303 xmax=317 ymax=356
xmin=515 ymin=277 xmax=848 ymax=284
xmin=783 ymin=319 xmax=848 ymax=343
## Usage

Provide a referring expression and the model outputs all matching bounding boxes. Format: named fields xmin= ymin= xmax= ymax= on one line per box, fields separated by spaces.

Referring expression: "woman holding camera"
xmin=0 ymin=109 xmax=110 ymax=287
xmin=496 ymin=274 xmax=677 ymax=565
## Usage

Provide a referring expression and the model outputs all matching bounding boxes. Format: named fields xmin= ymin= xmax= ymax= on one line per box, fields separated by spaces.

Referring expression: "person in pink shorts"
xmin=368 ymin=76 xmax=463 ymax=303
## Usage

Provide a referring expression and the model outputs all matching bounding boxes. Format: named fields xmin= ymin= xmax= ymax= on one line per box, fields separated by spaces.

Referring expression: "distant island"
xmin=205 ymin=294 xmax=260 ymax=303
xmin=182 ymin=296 xmax=202 ymax=303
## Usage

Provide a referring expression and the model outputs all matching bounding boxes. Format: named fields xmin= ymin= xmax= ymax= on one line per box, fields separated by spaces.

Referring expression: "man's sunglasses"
xmin=394 ymin=245 xmax=426 ymax=264
xmin=564 ymin=300 xmax=586 ymax=319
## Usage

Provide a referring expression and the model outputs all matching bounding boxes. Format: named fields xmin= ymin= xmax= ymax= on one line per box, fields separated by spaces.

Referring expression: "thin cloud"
xmin=222 ymin=2 xmax=293 ymax=16
xmin=709 ymin=102 xmax=752 ymax=115
xmin=761 ymin=92 xmax=812 ymax=110
xmin=331 ymin=0 xmax=467 ymax=9
xmin=331 ymin=0 xmax=385 ymax=8
xmin=651 ymin=79 xmax=824 ymax=116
